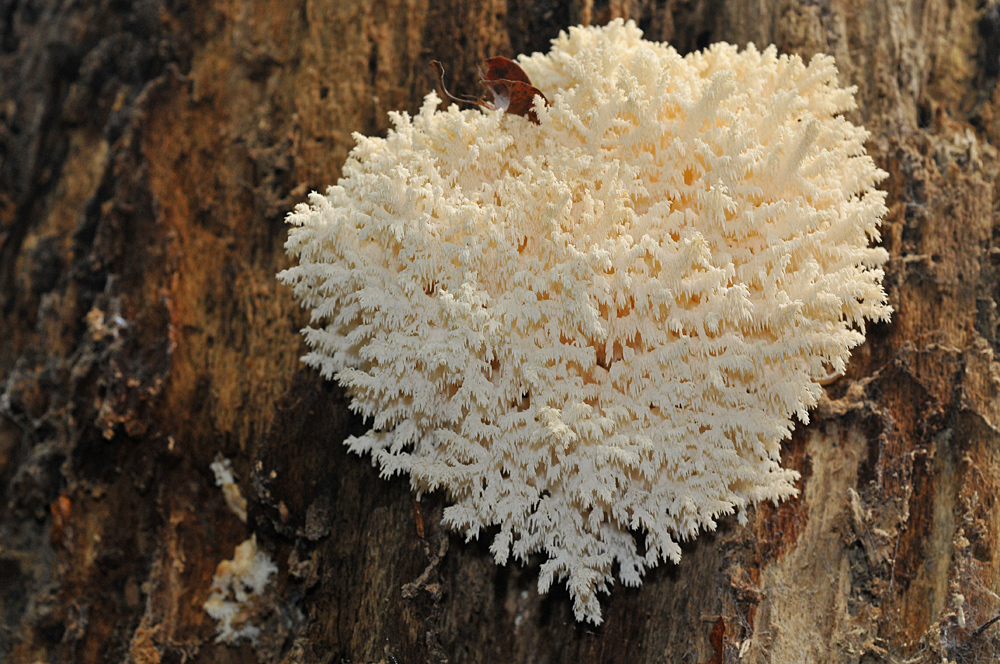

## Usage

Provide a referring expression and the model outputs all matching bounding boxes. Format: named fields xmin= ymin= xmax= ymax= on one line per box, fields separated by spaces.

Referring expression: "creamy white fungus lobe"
xmin=279 ymin=19 xmax=890 ymax=623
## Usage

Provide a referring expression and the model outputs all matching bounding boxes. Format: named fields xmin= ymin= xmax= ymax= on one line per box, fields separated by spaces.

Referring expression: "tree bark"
xmin=1 ymin=1 xmax=999 ymax=662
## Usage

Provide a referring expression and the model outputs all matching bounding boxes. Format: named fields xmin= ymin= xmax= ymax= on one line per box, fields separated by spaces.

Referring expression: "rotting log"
xmin=1 ymin=1 xmax=999 ymax=662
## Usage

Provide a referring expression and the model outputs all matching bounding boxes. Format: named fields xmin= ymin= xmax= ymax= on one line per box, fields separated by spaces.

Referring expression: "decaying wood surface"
xmin=1 ymin=1 xmax=999 ymax=662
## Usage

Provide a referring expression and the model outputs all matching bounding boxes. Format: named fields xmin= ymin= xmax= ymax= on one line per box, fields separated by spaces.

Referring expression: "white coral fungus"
xmin=279 ymin=19 xmax=890 ymax=623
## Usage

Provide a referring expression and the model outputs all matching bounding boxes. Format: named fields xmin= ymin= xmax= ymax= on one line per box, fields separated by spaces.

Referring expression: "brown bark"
xmin=1 ymin=1 xmax=999 ymax=662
